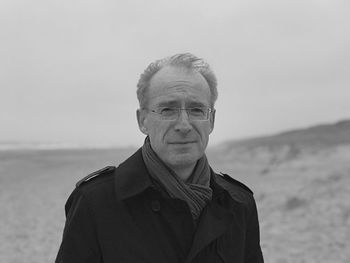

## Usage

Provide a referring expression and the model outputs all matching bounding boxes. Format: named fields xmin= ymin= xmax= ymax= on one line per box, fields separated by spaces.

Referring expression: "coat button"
xmin=151 ymin=200 xmax=161 ymax=212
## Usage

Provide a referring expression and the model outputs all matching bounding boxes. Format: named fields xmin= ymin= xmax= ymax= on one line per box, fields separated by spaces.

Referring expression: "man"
xmin=56 ymin=53 xmax=264 ymax=262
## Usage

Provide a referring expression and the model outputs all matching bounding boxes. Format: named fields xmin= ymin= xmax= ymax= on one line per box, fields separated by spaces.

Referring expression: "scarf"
xmin=142 ymin=137 xmax=212 ymax=220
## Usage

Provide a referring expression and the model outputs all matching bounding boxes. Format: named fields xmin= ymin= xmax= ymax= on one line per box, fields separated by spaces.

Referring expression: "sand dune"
xmin=1 ymin=120 xmax=349 ymax=263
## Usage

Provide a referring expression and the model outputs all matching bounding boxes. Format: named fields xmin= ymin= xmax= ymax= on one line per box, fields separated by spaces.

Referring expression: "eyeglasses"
xmin=145 ymin=107 xmax=213 ymax=121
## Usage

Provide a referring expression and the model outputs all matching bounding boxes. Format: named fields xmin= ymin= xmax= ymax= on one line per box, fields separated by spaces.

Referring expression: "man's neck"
xmin=171 ymin=163 xmax=196 ymax=181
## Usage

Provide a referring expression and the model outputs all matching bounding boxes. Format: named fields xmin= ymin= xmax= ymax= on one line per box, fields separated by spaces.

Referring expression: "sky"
xmin=1 ymin=0 xmax=349 ymax=147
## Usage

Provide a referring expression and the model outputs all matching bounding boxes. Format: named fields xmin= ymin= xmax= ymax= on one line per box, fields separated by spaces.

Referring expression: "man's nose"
xmin=174 ymin=109 xmax=192 ymax=134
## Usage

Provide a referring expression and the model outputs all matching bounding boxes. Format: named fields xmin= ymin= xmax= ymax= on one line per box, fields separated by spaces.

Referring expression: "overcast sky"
xmin=1 ymin=0 xmax=349 ymax=147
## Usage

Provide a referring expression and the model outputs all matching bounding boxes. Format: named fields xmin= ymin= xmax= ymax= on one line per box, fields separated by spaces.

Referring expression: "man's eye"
xmin=190 ymin=108 xmax=205 ymax=115
xmin=160 ymin=108 xmax=176 ymax=115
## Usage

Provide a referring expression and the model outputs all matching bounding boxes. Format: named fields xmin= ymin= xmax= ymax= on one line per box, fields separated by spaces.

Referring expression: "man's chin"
xmin=167 ymin=152 xmax=200 ymax=167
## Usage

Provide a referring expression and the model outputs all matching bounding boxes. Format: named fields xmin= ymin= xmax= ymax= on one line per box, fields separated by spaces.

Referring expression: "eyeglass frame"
xmin=142 ymin=107 xmax=214 ymax=121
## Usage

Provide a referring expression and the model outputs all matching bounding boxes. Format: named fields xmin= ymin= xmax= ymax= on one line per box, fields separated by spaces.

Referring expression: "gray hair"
xmin=137 ymin=53 xmax=218 ymax=108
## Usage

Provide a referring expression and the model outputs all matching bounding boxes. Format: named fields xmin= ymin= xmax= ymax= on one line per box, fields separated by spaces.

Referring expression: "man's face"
xmin=137 ymin=66 xmax=215 ymax=171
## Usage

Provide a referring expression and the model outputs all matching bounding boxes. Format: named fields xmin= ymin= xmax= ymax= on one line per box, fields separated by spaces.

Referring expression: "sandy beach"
xmin=1 ymin=144 xmax=349 ymax=263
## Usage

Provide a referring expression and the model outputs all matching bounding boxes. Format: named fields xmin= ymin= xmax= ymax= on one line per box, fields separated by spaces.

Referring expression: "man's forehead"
xmin=147 ymin=83 xmax=211 ymax=106
xmin=147 ymin=66 xmax=210 ymax=102
xmin=149 ymin=66 xmax=207 ymax=87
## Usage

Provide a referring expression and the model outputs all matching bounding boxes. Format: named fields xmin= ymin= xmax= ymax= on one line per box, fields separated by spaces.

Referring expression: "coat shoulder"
xmin=75 ymin=166 xmax=116 ymax=188
xmin=214 ymin=172 xmax=255 ymax=205
xmin=65 ymin=166 xmax=117 ymax=214
xmin=218 ymin=173 xmax=253 ymax=194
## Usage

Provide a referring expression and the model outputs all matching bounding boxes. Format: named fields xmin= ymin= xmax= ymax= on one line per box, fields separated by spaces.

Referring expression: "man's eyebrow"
xmin=156 ymin=101 xmax=179 ymax=107
xmin=187 ymin=101 xmax=208 ymax=107
xmin=156 ymin=100 xmax=209 ymax=108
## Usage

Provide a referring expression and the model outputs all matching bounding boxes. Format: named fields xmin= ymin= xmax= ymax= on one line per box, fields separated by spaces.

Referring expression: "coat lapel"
xmin=185 ymin=172 xmax=245 ymax=263
xmin=185 ymin=199 xmax=235 ymax=263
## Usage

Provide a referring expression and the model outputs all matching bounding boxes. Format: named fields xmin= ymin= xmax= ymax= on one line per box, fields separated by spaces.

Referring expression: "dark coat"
xmin=56 ymin=149 xmax=264 ymax=263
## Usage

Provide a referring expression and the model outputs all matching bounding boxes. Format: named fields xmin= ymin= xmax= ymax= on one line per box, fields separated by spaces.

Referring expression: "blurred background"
xmin=1 ymin=0 xmax=349 ymax=262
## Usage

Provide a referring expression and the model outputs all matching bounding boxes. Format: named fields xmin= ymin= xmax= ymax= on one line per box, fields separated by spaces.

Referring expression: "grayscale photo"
xmin=1 ymin=1 xmax=349 ymax=263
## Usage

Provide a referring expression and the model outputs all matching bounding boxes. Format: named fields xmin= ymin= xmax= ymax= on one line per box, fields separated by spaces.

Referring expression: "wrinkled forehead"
xmin=146 ymin=66 xmax=211 ymax=107
xmin=150 ymin=65 xmax=206 ymax=85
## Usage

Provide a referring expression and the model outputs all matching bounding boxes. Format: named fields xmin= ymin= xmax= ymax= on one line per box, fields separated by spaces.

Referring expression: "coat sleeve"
xmin=55 ymin=189 xmax=102 ymax=263
xmin=245 ymin=197 xmax=264 ymax=263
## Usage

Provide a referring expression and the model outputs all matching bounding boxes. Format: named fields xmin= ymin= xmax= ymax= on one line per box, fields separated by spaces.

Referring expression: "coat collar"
xmin=114 ymin=148 xmax=228 ymax=202
xmin=114 ymin=148 xmax=154 ymax=200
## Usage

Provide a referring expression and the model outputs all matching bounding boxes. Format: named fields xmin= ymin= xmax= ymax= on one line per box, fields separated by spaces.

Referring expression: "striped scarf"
xmin=142 ymin=137 xmax=212 ymax=220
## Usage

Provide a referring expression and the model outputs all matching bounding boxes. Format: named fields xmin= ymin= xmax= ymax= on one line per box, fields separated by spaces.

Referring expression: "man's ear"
xmin=209 ymin=109 xmax=216 ymax=134
xmin=136 ymin=109 xmax=148 ymax=135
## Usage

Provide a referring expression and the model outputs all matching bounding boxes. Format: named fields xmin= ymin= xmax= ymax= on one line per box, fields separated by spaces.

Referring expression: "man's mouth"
xmin=169 ymin=141 xmax=196 ymax=145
